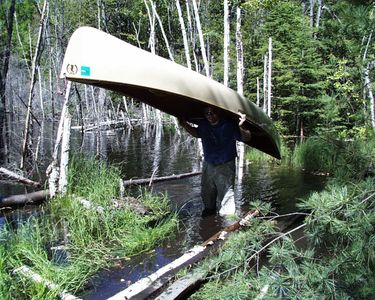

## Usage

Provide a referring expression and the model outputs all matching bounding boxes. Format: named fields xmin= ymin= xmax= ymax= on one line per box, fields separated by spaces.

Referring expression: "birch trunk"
xmin=256 ymin=77 xmax=260 ymax=107
xmin=185 ymin=0 xmax=199 ymax=71
xmin=149 ymin=0 xmax=174 ymax=62
xmin=364 ymin=63 xmax=375 ymax=130
xmin=267 ymin=37 xmax=272 ymax=118
xmin=176 ymin=0 xmax=192 ymax=69
xmin=263 ymin=54 xmax=268 ymax=113
xmin=58 ymin=102 xmax=71 ymax=195
xmin=192 ymin=0 xmax=210 ymax=77
xmin=21 ymin=0 xmax=49 ymax=169
xmin=223 ymin=0 xmax=230 ymax=87
xmin=315 ymin=0 xmax=322 ymax=29
xmin=46 ymin=81 xmax=72 ymax=197
xmin=0 ymin=0 xmax=16 ymax=164
xmin=309 ymin=0 xmax=315 ymax=28
xmin=235 ymin=6 xmax=244 ymax=95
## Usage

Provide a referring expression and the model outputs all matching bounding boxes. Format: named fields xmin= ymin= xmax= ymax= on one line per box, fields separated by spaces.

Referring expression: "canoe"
xmin=60 ymin=27 xmax=281 ymax=159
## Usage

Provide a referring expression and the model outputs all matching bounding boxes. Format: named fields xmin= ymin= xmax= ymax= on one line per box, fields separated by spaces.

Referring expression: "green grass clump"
xmin=292 ymin=134 xmax=374 ymax=179
xmin=0 ymin=156 xmax=178 ymax=299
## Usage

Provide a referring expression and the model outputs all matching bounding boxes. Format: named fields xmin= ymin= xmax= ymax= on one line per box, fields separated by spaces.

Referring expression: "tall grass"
xmin=292 ymin=135 xmax=374 ymax=179
xmin=0 ymin=156 xmax=178 ymax=299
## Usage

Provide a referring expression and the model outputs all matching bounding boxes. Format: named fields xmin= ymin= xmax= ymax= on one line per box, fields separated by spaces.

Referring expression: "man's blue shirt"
xmin=197 ymin=118 xmax=241 ymax=165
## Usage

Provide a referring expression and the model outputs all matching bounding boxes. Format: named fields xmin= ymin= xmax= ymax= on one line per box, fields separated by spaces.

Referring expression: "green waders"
xmin=201 ymin=159 xmax=235 ymax=214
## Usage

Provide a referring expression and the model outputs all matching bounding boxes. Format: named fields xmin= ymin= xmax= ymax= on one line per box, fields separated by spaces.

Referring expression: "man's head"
xmin=204 ymin=107 xmax=220 ymax=125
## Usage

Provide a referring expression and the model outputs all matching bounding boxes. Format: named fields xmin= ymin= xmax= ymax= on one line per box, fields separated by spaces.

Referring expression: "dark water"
xmin=0 ymin=124 xmax=326 ymax=299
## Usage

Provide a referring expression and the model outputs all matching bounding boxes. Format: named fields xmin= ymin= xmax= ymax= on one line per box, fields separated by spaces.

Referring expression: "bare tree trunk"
xmin=235 ymin=6 xmax=244 ymax=95
xmin=263 ymin=54 xmax=268 ymax=113
xmin=0 ymin=0 xmax=16 ymax=164
xmin=315 ymin=0 xmax=322 ymax=29
xmin=185 ymin=0 xmax=199 ymax=71
xmin=20 ymin=0 xmax=49 ymax=169
xmin=148 ymin=0 xmax=174 ymax=62
xmin=364 ymin=62 xmax=375 ymax=130
xmin=309 ymin=0 xmax=315 ymax=28
xmin=256 ymin=77 xmax=260 ymax=107
xmin=267 ymin=37 xmax=272 ymax=118
xmin=223 ymin=0 xmax=230 ymax=86
xmin=58 ymin=101 xmax=71 ymax=195
xmin=46 ymin=81 xmax=72 ymax=197
xmin=192 ymin=0 xmax=210 ymax=77
xmin=176 ymin=0 xmax=192 ymax=69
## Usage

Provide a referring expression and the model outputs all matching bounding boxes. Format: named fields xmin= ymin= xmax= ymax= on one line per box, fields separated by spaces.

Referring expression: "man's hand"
xmin=238 ymin=112 xmax=251 ymax=142
xmin=238 ymin=112 xmax=247 ymax=128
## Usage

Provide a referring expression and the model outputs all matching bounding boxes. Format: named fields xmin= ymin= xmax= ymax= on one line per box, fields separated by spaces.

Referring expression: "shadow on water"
xmin=0 ymin=124 xmax=326 ymax=299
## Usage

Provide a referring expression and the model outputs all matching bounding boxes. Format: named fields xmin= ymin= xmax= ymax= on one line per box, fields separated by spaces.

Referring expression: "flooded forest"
xmin=0 ymin=0 xmax=374 ymax=299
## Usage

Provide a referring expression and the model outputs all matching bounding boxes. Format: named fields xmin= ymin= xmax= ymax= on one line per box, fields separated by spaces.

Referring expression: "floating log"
xmin=122 ymin=171 xmax=202 ymax=187
xmin=0 ymin=167 xmax=41 ymax=187
xmin=0 ymin=190 xmax=49 ymax=208
xmin=13 ymin=265 xmax=80 ymax=300
xmin=107 ymin=210 xmax=259 ymax=300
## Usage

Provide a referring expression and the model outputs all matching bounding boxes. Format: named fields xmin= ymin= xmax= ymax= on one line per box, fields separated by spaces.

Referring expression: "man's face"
xmin=205 ymin=108 xmax=220 ymax=125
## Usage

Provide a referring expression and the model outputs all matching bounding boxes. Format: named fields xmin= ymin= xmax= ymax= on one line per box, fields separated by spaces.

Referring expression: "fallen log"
xmin=0 ymin=190 xmax=49 ymax=208
xmin=13 ymin=265 xmax=80 ymax=300
xmin=122 ymin=171 xmax=202 ymax=187
xmin=0 ymin=167 xmax=41 ymax=187
xmin=107 ymin=210 xmax=259 ymax=300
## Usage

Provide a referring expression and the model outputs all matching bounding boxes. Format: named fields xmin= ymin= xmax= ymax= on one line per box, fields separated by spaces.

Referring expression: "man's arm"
xmin=238 ymin=113 xmax=251 ymax=143
xmin=178 ymin=118 xmax=199 ymax=138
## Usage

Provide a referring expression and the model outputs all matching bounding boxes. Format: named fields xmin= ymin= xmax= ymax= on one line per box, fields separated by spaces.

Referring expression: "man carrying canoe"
xmin=179 ymin=107 xmax=251 ymax=216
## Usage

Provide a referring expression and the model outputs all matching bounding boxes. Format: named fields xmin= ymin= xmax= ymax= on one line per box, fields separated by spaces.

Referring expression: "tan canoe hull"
xmin=60 ymin=27 xmax=281 ymax=159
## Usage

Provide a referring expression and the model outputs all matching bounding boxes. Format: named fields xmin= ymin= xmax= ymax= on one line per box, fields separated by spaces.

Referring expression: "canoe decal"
xmin=81 ymin=66 xmax=91 ymax=76
xmin=66 ymin=64 xmax=78 ymax=75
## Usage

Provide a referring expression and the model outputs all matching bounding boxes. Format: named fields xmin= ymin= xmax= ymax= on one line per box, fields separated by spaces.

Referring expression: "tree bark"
xmin=176 ymin=0 xmax=192 ymax=69
xmin=46 ymin=81 xmax=72 ymax=197
xmin=192 ymin=0 xmax=210 ymax=77
xmin=364 ymin=62 xmax=375 ymax=130
xmin=235 ymin=6 xmax=244 ymax=95
xmin=267 ymin=37 xmax=272 ymax=118
xmin=0 ymin=0 xmax=16 ymax=164
xmin=223 ymin=0 xmax=230 ymax=87
xmin=58 ymin=101 xmax=71 ymax=195
xmin=20 ymin=0 xmax=49 ymax=169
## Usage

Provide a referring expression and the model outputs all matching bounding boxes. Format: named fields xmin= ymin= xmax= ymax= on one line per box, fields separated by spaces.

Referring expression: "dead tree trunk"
xmin=46 ymin=81 xmax=72 ymax=197
xmin=267 ymin=37 xmax=272 ymax=118
xmin=192 ymin=0 xmax=210 ymax=77
xmin=223 ymin=0 xmax=230 ymax=87
xmin=0 ymin=0 xmax=16 ymax=164
xmin=20 ymin=0 xmax=49 ymax=169
xmin=176 ymin=0 xmax=192 ymax=69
